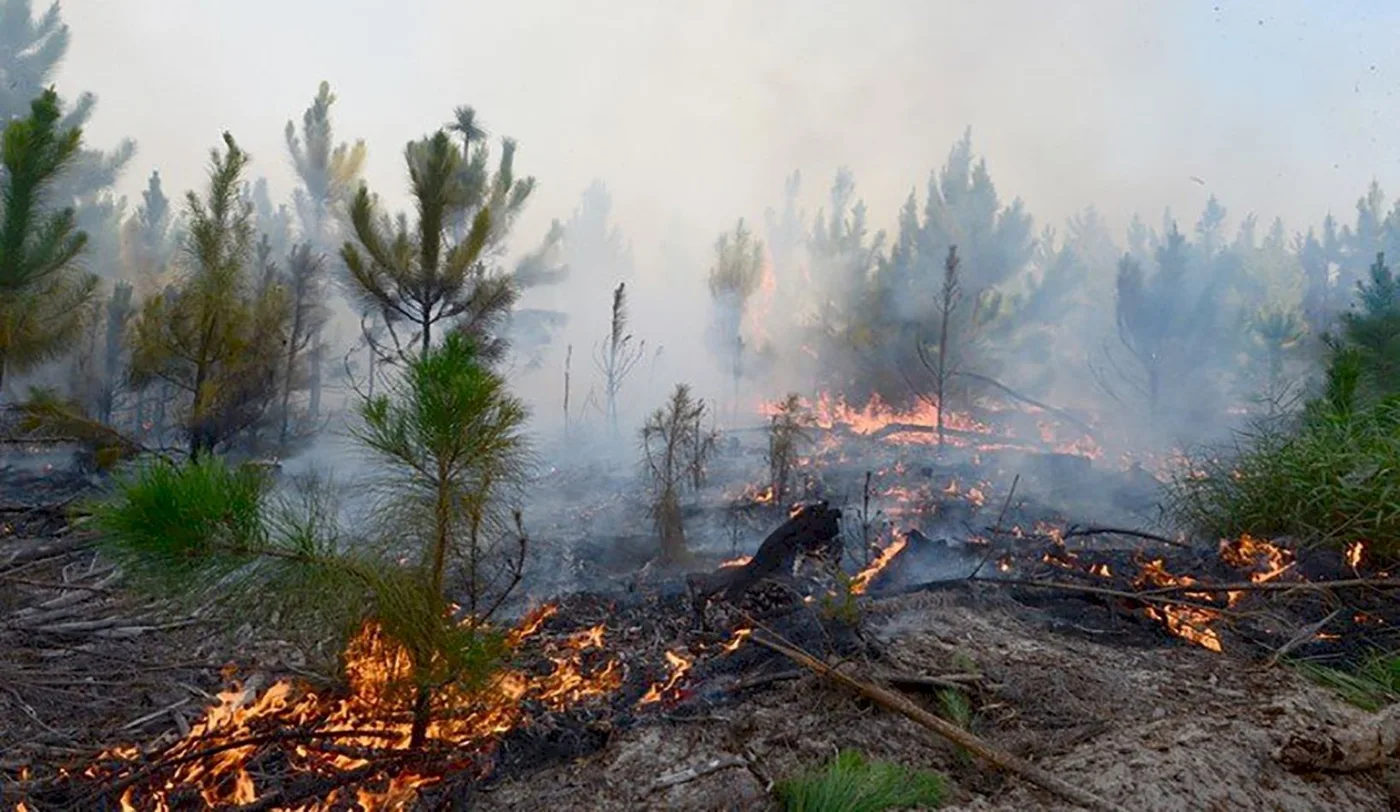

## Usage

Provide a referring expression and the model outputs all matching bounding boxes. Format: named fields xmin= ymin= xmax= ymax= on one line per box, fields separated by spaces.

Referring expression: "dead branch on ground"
xmin=749 ymin=630 xmax=1129 ymax=812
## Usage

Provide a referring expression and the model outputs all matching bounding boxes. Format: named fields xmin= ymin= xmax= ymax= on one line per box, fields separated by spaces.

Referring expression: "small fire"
xmin=91 ymin=604 xmax=622 ymax=810
xmin=719 ymin=555 xmax=753 ymax=569
xmin=722 ymin=628 xmax=753 ymax=654
xmin=851 ymin=534 xmax=908 ymax=595
xmin=638 ymin=650 xmax=694 ymax=705
xmin=742 ymin=483 xmax=776 ymax=505
xmin=1089 ymin=563 xmax=1112 ymax=578
xmin=1219 ymin=535 xmax=1293 ymax=584
xmin=1345 ymin=541 xmax=1365 ymax=569
xmin=1135 ymin=559 xmax=1223 ymax=653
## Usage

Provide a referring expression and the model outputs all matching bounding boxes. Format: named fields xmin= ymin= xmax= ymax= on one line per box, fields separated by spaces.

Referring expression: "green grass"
xmin=1295 ymin=651 xmax=1400 ymax=712
xmin=776 ymin=749 xmax=944 ymax=812
xmin=1167 ymin=399 xmax=1400 ymax=558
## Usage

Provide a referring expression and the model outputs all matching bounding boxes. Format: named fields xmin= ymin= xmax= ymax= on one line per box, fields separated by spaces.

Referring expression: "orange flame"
xmin=722 ymin=628 xmax=753 ymax=654
xmin=1135 ymin=559 xmax=1223 ymax=652
xmin=92 ymin=604 xmax=623 ymax=810
xmin=638 ymin=650 xmax=694 ymax=706
xmin=1345 ymin=541 xmax=1364 ymax=569
xmin=851 ymin=535 xmax=908 ymax=595
xmin=1219 ymin=535 xmax=1293 ymax=584
xmin=719 ymin=555 xmax=753 ymax=569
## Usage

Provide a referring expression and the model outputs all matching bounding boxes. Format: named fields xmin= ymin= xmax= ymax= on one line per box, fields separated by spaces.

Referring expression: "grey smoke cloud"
xmin=52 ymin=0 xmax=1400 ymax=432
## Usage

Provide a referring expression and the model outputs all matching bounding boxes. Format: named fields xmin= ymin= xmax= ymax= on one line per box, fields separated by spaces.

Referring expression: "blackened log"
xmin=688 ymin=501 xmax=843 ymax=604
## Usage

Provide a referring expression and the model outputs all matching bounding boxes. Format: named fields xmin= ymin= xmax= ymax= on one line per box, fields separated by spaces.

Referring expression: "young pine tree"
xmin=0 ymin=89 xmax=97 ymax=400
xmin=354 ymin=331 xmax=531 ymax=744
xmin=92 ymin=332 xmax=533 ymax=750
xmin=593 ymin=282 xmax=644 ymax=437
xmin=128 ymin=133 xmax=289 ymax=458
xmin=641 ymin=384 xmax=717 ymax=564
xmin=342 ymin=108 xmax=534 ymax=364
xmin=766 ymin=392 xmax=814 ymax=507
xmin=707 ymin=219 xmax=765 ymax=416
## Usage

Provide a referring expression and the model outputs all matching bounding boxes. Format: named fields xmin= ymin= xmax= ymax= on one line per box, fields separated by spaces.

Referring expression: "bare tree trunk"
xmin=308 ymin=337 xmax=322 ymax=420
xmin=563 ymin=344 xmax=572 ymax=436
xmin=934 ymin=246 xmax=960 ymax=449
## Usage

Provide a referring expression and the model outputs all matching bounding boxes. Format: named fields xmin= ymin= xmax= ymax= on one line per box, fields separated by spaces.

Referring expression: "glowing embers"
xmin=93 ymin=604 xmax=623 ymax=811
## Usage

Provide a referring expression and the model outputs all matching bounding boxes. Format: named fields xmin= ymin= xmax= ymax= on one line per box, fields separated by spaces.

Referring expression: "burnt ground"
xmin=3 ymin=430 xmax=1399 ymax=810
xmin=473 ymin=591 xmax=1391 ymax=812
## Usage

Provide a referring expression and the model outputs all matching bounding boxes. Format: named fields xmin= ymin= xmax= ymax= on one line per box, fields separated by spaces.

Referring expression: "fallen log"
xmin=1276 ymin=703 xmax=1400 ymax=773
xmin=750 ymin=632 xmax=1129 ymax=812
xmin=686 ymin=501 xmax=842 ymax=605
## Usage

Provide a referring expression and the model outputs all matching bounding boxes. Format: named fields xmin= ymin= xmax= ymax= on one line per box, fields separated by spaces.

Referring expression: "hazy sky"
xmin=56 ymin=1 xmax=1400 ymax=269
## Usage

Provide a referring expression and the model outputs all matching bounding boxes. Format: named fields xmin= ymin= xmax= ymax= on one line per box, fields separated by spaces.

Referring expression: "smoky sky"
xmin=55 ymin=1 xmax=1400 ymax=283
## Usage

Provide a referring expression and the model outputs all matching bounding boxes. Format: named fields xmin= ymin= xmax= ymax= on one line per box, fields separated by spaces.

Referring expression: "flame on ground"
xmin=90 ymin=604 xmax=622 ymax=810
xmin=851 ymin=534 xmax=909 ymax=595
xmin=722 ymin=628 xmax=753 ymax=654
xmin=1219 ymin=535 xmax=1294 ymax=584
xmin=637 ymin=650 xmax=694 ymax=705
xmin=1134 ymin=559 xmax=1223 ymax=653
xmin=1345 ymin=541 xmax=1365 ymax=569
xmin=759 ymin=392 xmax=1101 ymax=458
xmin=719 ymin=555 xmax=753 ymax=568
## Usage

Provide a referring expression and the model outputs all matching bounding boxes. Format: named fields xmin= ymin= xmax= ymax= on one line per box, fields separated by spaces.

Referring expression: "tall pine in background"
xmin=285 ymin=81 xmax=364 ymax=420
xmin=0 ymin=89 xmax=95 ymax=399
xmin=342 ymin=107 xmax=535 ymax=365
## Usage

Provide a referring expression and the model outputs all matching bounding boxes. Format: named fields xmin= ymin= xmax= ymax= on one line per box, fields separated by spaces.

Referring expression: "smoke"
xmin=51 ymin=0 xmax=1400 ymax=452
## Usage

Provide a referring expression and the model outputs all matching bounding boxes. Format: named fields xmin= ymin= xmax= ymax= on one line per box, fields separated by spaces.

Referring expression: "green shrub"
xmin=776 ymin=749 xmax=944 ymax=812
xmin=1167 ymin=398 xmax=1400 ymax=557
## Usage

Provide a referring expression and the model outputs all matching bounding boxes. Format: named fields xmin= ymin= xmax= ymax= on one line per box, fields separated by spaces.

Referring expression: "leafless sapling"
xmin=594 ymin=282 xmax=645 ymax=437
xmin=563 ymin=343 xmax=573 ymax=436
xmin=916 ymin=245 xmax=962 ymax=448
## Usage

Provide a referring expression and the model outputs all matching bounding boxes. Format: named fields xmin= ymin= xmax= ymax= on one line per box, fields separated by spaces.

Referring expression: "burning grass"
xmin=77 ymin=605 xmax=623 ymax=810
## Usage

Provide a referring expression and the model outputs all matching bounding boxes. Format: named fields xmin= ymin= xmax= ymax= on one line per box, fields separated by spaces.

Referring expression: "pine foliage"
xmin=342 ymin=108 xmax=534 ymax=363
xmin=0 ymin=88 xmax=97 ymax=397
xmin=127 ymin=133 xmax=289 ymax=457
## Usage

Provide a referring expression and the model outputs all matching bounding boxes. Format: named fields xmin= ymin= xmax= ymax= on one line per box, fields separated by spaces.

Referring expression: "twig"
xmin=994 ymin=474 xmax=1020 ymax=531
xmin=880 ymin=672 xmax=983 ymax=692
xmin=953 ymin=370 xmax=1101 ymax=440
xmin=1136 ymin=577 xmax=1400 ymax=596
xmin=1061 ymin=525 xmax=1195 ymax=550
xmin=727 ymin=669 xmax=805 ymax=693
xmin=748 ymin=631 xmax=1129 ymax=812
xmin=1265 ymin=610 xmax=1344 ymax=669
xmin=121 ymin=699 xmax=192 ymax=732
xmin=649 ymin=754 xmax=748 ymax=792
